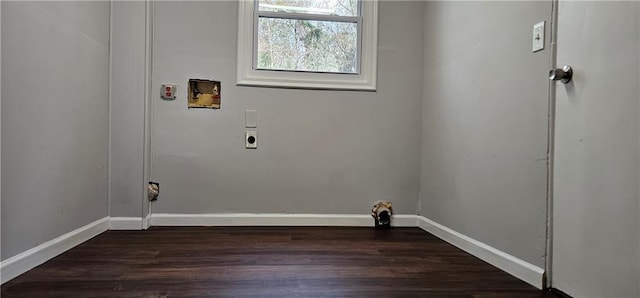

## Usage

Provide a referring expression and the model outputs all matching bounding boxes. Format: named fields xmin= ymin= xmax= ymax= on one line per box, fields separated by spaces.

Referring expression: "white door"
xmin=552 ymin=1 xmax=639 ymax=297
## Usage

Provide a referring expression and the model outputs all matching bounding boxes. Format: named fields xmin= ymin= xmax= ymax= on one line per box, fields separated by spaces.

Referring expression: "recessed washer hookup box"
xmin=188 ymin=79 xmax=221 ymax=109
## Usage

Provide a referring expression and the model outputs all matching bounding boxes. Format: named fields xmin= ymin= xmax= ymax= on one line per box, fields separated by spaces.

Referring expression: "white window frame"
xmin=236 ymin=0 xmax=378 ymax=91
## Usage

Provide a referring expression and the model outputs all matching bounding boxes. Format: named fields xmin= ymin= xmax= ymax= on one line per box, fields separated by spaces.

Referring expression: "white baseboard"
xmin=1 ymin=213 xmax=543 ymax=290
xmin=151 ymin=213 xmax=418 ymax=227
xmin=416 ymin=216 xmax=545 ymax=289
xmin=142 ymin=213 xmax=151 ymax=230
xmin=109 ymin=217 xmax=144 ymax=230
xmin=389 ymin=215 xmax=419 ymax=227
xmin=0 ymin=217 xmax=109 ymax=284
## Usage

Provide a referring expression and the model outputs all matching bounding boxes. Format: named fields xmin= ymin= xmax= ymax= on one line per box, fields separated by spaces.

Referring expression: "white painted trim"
xmin=107 ymin=0 xmax=113 ymax=220
xmin=109 ymin=217 xmax=144 ymax=230
xmin=544 ymin=0 xmax=559 ymax=288
xmin=142 ymin=213 xmax=152 ymax=230
xmin=236 ymin=0 xmax=378 ymax=91
xmin=0 ymin=214 xmax=542 ymax=290
xmin=141 ymin=0 xmax=154 ymax=233
xmin=151 ymin=213 xmax=417 ymax=227
xmin=416 ymin=216 xmax=545 ymax=289
xmin=389 ymin=215 xmax=419 ymax=227
xmin=0 ymin=217 xmax=109 ymax=285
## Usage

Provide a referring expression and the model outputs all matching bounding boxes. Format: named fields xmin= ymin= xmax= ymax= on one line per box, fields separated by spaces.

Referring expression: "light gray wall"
xmin=145 ymin=1 xmax=425 ymax=214
xmin=1 ymin=1 xmax=110 ymax=260
xmin=420 ymin=1 xmax=552 ymax=267
xmin=109 ymin=1 xmax=146 ymax=218
xmin=552 ymin=2 xmax=640 ymax=297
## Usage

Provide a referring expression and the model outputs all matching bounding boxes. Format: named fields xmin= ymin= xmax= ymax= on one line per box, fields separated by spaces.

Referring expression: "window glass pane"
xmin=257 ymin=17 xmax=358 ymax=73
xmin=258 ymin=0 xmax=358 ymax=17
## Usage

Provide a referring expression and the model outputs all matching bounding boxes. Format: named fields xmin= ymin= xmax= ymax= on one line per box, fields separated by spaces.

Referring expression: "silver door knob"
xmin=549 ymin=65 xmax=573 ymax=84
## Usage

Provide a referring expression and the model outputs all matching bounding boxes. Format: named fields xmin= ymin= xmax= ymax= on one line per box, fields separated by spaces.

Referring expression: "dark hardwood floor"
xmin=1 ymin=227 xmax=558 ymax=297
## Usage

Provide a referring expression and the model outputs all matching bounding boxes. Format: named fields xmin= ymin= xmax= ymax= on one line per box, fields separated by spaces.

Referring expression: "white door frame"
xmin=544 ymin=0 xmax=560 ymax=289
xmin=142 ymin=0 xmax=154 ymax=229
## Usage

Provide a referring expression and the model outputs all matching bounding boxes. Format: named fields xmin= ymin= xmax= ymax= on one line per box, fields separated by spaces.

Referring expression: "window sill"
xmin=236 ymin=70 xmax=377 ymax=91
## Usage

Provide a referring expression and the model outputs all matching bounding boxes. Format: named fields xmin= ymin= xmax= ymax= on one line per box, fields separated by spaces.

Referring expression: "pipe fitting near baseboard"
xmin=148 ymin=182 xmax=159 ymax=201
xmin=371 ymin=200 xmax=393 ymax=229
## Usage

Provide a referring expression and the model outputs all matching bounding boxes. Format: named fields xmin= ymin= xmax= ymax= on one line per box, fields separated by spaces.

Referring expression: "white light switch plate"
xmin=532 ymin=21 xmax=545 ymax=52
xmin=245 ymin=110 xmax=257 ymax=128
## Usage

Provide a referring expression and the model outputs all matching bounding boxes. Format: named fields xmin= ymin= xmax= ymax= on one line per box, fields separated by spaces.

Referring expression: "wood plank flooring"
xmin=1 ymin=227 xmax=559 ymax=297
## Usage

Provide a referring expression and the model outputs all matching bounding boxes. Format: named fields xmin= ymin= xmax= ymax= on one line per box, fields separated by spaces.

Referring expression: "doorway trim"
xmin=543 ymin=0 xmax=559 ymax=289
xmin=141 ymin=0 xmax=154 ymax=229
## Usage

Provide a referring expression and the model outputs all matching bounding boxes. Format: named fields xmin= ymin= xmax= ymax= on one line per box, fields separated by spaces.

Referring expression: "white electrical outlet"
xmin=245 ymin=131 xmax=257 ymax=149
xmin=532 ymin=21 xmax=545 ymax=52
